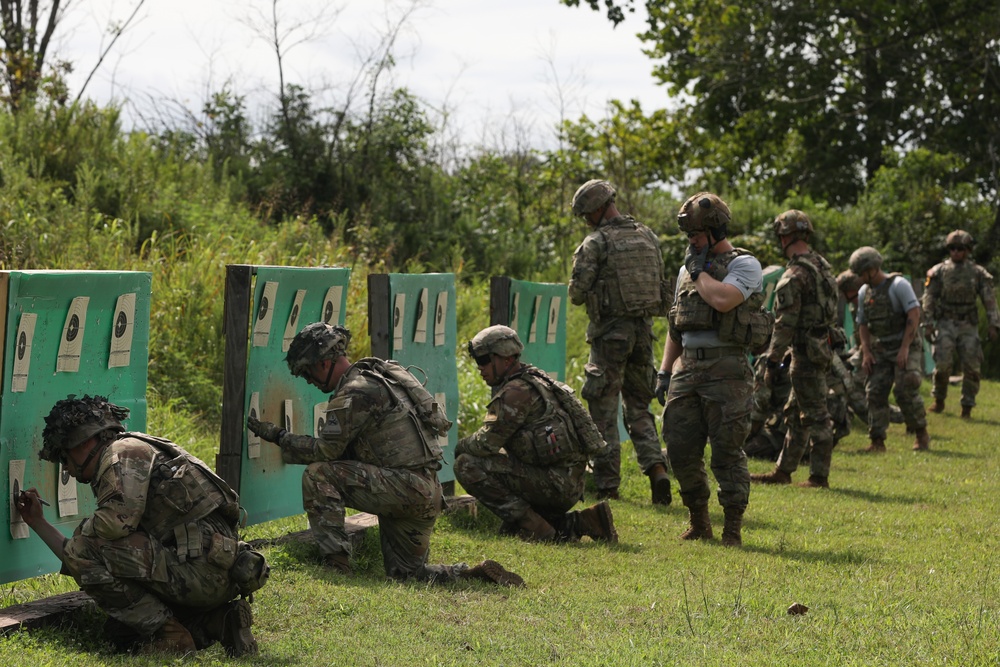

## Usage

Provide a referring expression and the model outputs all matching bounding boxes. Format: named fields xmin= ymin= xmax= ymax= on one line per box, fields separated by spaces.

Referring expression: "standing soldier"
xmin=247 ymin=323 xmax=523 ymax=587
xmin=658 ymin=192 xmax=769 ymax=547
xmin=454 ymin=326 xmax=617 ymax=543
xmin=568 ymin=179 xmax=672 ymax=505
xmin=922 ymin=230 xmax=1000 ymax=419
xmin=850 ymin=247 xmax=931 ymax=452
xmin=751 ymin=210 xmax=840 ymax=488
xmin=15 ymin=395 xmax=266 ymax=656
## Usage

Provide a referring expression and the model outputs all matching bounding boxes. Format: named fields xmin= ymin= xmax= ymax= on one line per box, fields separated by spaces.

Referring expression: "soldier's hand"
xmin=655 ymin=371 xmax=671 ymax=406
xmin=14 ymin=487 xmax=44 ymax=525
xmin=990 ymin=325 xmax=999 ymax=341
xmin=247 ymin=416 xmax=285 ymax=443
xmin=684 ymin=243 xmax=708 ymax=280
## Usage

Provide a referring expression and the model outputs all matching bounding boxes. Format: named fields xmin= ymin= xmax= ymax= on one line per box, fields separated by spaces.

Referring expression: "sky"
xmin=55 ymin=0 xmax=673 ymax=150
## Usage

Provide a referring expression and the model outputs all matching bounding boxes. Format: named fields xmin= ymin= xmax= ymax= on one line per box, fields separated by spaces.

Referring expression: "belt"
xmin=682 ymin=345 xmax=744 ymax=360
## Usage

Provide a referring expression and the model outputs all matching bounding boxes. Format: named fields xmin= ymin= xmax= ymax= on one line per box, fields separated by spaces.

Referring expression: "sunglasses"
xmin=946 ymin=245 xmax=967 ymax=251
xmin=474 ymin=353 xmax=492 ymax=367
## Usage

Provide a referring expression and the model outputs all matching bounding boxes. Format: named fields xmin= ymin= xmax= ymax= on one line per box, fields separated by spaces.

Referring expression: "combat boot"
xmin=460 ymin=560 xmax=525 ymax=587
xmin=680 ymin=505 xmax=713 ymax=541
xmin=595 ymin=487 xmax=620 ymax=501
xmin=647 ymin=463 xmax=672 ymax=506
xmin=145 ymin=617 xmax=196 ymax=655
xmin=203 ymin=599 xmax=259 ymax=658
xmin=750 ymin=467 xmax=792 ymax=484
xmin=862 ymin=438 xmax=886 ymax=453
xmin=961 ymin=405 xmax=973 ymax=419
xmin=913 ymin=427 xmax=930 ymax=451
xmin=721 ymin=507 xmax=743 ymax=547
xmin=517 ymin=509 xmax=557 ymax=542
xmin=796 ymin=475 xmax=829 ymax=488
xmin=570 ymin=501 xmax=619 ymax=543
xmin=323 ymin=552 xmax=352 ymax=573
xmin=930 ymin=398 xmax=945 ymax=413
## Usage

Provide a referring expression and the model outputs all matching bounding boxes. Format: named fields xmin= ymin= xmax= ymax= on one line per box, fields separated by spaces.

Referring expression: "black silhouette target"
xmin=17 ymin=331 xmax=26 ymax=360
xmin=65 ymin=314 xmax=80 ymax=342
xmin=114 ymin=310 xmax=129 ymax=338
xmin=258 ymin=297 xmax=269 ymax=321
xmin=290 ymin=303 xmax=299 ymax=327
xmin=324 ymin=300 xmax=334 ymax=323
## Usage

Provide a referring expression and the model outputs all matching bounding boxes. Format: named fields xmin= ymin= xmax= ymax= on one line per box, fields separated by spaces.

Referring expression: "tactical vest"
xmin=127 ymin=433 xmax=242 ymax=544
xmin=787 ymin=252 xmax=838 ymax=333
xmin=499 ymin=367 xmax=604 ymax=466
xmin=670 ymin=248 xmax=773 ymax=354
xmin=864 ymin=273 xmax=907 ymax=340
xmin=589 ymin=217 xmax=669 ymax=320
xmin=333 ymin=359 xmax=445 ymax=471
xmin=936 ymin=260 xmax=980 ymax=323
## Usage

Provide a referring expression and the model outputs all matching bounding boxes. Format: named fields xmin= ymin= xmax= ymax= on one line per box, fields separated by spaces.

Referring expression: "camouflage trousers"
xmin=302 ymin=460 xmax=469 ymax=583
xmin=866 ymin=337 xmax=927 ymax=440
xmin=776 ymin=348 xmax=834 ymax=478
xmin=453 ymin=452 xmax=586 ymax=527
xmin=931 ymin=319 xmax=983 ymax=407
xmin=62 ymin=515 xmax=240 ymax=636
xmin=581 ymin=318 xmax=666 ymax=491
xmin=664 ymin=352 xmax=752 ymax=511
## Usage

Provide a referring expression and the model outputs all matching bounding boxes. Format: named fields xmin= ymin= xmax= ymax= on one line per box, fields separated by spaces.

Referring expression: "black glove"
xmin=684 ymin=243 xmax=708 ymax=280
xmin=655 ymin=371 xmax=671 ymax=406
xmin=763 ymin=358 xmax=780 ymax=389
xmin=247 ymin=416 xmax=285 ymax=444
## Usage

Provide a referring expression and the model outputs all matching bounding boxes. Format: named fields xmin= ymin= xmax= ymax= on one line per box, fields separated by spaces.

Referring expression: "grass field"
xmin=2 ymin=381 xmax=998 ymax=666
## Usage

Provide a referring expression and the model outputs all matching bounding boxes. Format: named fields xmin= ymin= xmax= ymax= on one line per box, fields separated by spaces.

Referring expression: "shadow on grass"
xmin=738 ymin=542 xmax=879 ymax=566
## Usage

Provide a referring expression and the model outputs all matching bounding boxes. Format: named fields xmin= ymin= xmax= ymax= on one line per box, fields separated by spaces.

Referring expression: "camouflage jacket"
xmin=280 ymin=360 xmax=443 ymax=471
xmin=456 ymin=364 xmax=588 ymax=467
xmin=766 ymin=250 xmax=838 ymax=361
xmin=923 ymin=258 xmax=1000 ymax=328
xmin=81 ymin=434 xmax=239 ymax=543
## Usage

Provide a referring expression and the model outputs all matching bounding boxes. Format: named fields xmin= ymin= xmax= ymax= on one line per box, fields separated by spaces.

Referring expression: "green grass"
xmin=3 ymin=381 xmax=999 ymax=666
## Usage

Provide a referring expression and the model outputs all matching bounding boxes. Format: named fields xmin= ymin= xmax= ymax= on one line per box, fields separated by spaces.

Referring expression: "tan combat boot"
xmin=930 ymin=398 xmax=945 ymax=413
xmin=517 ymin=509 xmax=557 ymax=542
xmin=203 ymin=599 xmax=259 ymax=658
xmin=572 ymin=501 xmax=619 ymax=543
xmin=721 ymin=507 xmax=743 ymax=547
xmin=913 ymin=427 xmax=930 ymax=451
xmin=680 ymin=505 xmax=713 ymax=541
xmin=647 ymin=463 xmax=672 ymax=506
xmin=862 ymin=438 xmax=886 ymax=453
xmin=796 ymin=475 xmax=829 ymax=488
xmin=460 ymin=560 xmax=525 ymax=588
xmin=145 ymin=617 xmax=197 ymax=655
xmin=750 ymin=467 xmax=792 ymax=484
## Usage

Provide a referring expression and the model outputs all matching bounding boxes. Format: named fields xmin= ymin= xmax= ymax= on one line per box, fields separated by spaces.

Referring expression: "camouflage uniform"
xmin=666 ymin=249 xmax=764 ymax=513
xmin=858 ymin=275 xmax=927 ymax=440
xmin=569 ymin=214 xmax=668 ymax=493
xmin=61 ymin=433 xmax=245 ymax=637
xmin=765 ymin=251 xmax=839 ymax=480
xmin=275 ymin=358 xmax=468 ymax=582
xmin=923 ymin=257 xmax=1000 ymax=409
xmin=455 ymin=365 xmax=591 ymax=537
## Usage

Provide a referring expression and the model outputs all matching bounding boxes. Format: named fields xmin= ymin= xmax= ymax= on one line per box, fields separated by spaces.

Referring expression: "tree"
xmin=0 ymin=0 xmax=63 ymax=110
xmin=562 ymin=0 xmax=1000 ymax=216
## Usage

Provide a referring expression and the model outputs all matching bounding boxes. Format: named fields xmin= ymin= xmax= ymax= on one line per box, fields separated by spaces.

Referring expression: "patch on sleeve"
xmin=322 ymin=408 xmax=343 ymax=436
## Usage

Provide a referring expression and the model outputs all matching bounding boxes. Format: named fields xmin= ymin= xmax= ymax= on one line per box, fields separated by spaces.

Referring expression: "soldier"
xmin=850 ymin=247 xmax=930 ymax=452
xmin=246 ymin=322 xmax=523 ymax=587
xmin=922 ymin=230 xmax=1000 ymax=419
xmin=454 ymin=326 xmax=618 ymax=543
xmin=751 ymin=210 xmax=840 ymax=488
xmin=567 ymin=179 xmax=672 ymax=505
xmin=657 ymin=192 xmax=769 ymax=547
xmin=15 ymin=395 xmax=266 ymax=656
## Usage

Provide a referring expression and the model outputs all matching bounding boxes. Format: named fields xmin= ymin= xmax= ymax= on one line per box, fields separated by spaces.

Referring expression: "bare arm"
xmin=691 ymin=273 xmax=746 ymax=313
xmin=896 ymin=306 xmax=921 ymax=369
xmin=15 ymin=489 xmax=66 ymax=562
xmin=659 ymin=335 xmax=683 ymax=373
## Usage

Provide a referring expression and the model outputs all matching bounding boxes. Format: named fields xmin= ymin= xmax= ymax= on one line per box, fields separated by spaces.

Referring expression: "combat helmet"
xmin=945 ymin=230 xmax=974 ymax=249
xmin=571 ymin=180 xmax=616 ymax=218
xmin=286 ymin=322 xmax=351 ymax=377
xmin=849 ymin=246 xmax=883 ymax=275
xmin=40 ymin=395 xmax=128 ymax=462
xmin=677 ymin=192 xmax=731 ymax=236
xmin=772 ymin=209 xmax=813 ymax=241
xmin=467 ymin=325 xmax=524 ymax=360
